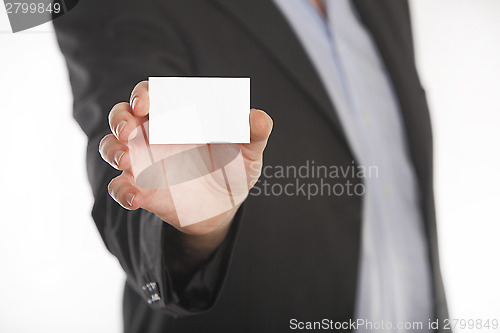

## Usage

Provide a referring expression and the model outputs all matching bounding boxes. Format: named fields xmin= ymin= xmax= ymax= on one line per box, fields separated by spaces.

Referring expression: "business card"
xmin=148 ymin=77 xmax=250 ymax=144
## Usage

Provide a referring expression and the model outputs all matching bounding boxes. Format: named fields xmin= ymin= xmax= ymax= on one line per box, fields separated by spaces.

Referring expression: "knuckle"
xmin=109 ymin=103 xmax=129 ymax=121
xmin=107 ymin=180 xmax=115 ymax=197
xmin=99 ymin=135 xmax=110 ymax=155
xmin=130 ymin=81 xmax=148 ymax=100
xmin=99 ymin=135 xmax=114 ymax=153
xmin=99 ymin=136 xmax=106 ymax=153
xmin=108 ymin=177 xmax=123 ymax=200
xmin=108 ymin=104 xmax=121 ymax=121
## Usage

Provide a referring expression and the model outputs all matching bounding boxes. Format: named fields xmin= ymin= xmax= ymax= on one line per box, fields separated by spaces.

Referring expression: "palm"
xmin=126 ymin=120 xmax=262 ymax=230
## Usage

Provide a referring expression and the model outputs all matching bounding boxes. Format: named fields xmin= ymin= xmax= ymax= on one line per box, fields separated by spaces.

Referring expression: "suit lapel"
xmin=211 ymin=0 xmax=348 ymax=144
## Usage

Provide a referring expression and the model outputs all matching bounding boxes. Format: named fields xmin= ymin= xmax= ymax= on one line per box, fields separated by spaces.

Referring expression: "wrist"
xmin=178 ymin=207 xmax=238 ymax=259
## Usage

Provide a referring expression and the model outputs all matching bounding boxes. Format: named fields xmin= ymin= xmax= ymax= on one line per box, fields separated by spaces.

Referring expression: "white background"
xmin=0 ymin=0 xmax=498 ymax=332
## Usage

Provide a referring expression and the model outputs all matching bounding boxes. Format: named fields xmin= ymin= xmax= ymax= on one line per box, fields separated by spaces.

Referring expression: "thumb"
xmin=240 ymin=109 xmax=273 ymax=162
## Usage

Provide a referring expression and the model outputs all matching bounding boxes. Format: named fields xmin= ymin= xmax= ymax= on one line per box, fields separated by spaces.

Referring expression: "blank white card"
xmin=148 ymin=77 xmax=250 ymax=144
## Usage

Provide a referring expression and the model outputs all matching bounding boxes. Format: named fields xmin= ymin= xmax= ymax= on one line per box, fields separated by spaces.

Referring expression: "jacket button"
xmin=142 ymin=281 xmax=161 ymax=303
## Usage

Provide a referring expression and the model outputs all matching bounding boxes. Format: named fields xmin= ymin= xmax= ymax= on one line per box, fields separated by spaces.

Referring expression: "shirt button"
xmin=382 ymin=185 xmax=390 ymax=196
xmin=362 ymin=114 xmax=371 ymax=125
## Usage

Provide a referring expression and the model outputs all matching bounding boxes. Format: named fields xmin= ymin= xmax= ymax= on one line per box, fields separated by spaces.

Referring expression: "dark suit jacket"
xmin=54 ymin=0 xmax=449 ymax=332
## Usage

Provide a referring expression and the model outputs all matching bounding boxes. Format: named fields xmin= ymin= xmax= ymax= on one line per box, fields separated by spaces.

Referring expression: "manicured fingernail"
xmin=131 ymin=96 xmax=139 ymax=111
xmin=126 ymin=193 xmax=136 ymax=207
xmin=114 ymin=151 xmax=125 ymax=166
xmin=116 ymin=120 xmax=127 ymax=138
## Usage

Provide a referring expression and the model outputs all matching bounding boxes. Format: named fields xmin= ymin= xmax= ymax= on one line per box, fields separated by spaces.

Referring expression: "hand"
xmin=99 ymin=81 xmax=273 ymax=240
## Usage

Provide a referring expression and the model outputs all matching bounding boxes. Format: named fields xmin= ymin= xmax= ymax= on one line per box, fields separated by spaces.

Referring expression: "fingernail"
xmin=126 ymin=193 xmax=136 ymax=207
xmin=114 ymin=151 xmax=125 ymax=166
xmin=131 ymin=96 xmax=139 ymax=111
xmin=116 ymin=120 xmax=127 ymax=138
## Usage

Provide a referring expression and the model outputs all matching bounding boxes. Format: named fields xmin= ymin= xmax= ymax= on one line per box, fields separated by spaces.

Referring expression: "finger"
xmin=129 ymin=81 xmax=150 ymax=117
xmin=240 ymin=109 xmax=273 ymax=162
xmin=108 ymin=172 xmax=142 ymax=210
xmin=109 ymin=102 xmax=141 ymax=142
xmin=99 ymin=134 xmax=131 ymax=170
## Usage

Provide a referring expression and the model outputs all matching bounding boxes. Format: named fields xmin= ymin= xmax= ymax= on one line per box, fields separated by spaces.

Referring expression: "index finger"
xmin=129 ymin=81 xmax=150 ymax=117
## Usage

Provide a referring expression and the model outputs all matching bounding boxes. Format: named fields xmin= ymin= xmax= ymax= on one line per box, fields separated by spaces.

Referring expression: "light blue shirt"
xmin=272 ymin=0 xmax=433 ymax=331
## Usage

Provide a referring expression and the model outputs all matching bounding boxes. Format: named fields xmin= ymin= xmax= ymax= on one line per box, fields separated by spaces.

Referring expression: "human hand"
xmin=99 ymin=81 xmax=273 ymax=238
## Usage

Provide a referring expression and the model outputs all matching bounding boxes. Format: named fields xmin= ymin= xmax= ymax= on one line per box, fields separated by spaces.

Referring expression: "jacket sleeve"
xmin=53 ymin=0 xmax=241 ymax=317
